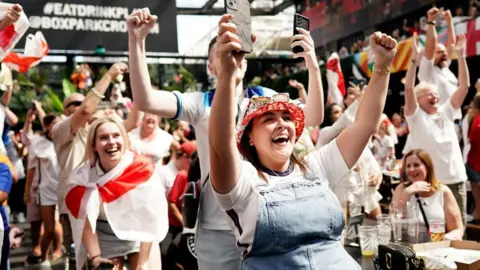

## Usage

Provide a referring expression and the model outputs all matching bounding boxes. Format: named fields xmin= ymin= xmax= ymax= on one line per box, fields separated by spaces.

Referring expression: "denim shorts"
xmin=466 ymin=163 xmax=480 ymax=183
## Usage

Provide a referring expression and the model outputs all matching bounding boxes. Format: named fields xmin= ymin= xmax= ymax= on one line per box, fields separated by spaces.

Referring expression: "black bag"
xmin=375 ymin=243 xmax=426 ymax=270
xmin=182 ymin=175 xmax=209 ymax=229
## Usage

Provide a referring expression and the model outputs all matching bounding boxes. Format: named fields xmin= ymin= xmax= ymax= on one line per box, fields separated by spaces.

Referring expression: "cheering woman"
xmin=208 ymin=14 xmax=397 ymax=269
xmin=65 ymin=115 xmax=168 ymax=270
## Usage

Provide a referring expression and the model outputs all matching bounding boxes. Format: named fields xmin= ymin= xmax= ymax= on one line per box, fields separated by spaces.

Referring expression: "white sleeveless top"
xmin=407 ymin=184 xmax=446 ymax=225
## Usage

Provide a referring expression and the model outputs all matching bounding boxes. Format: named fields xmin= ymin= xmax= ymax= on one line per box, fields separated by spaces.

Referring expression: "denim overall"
xmin=242 ymin=173 xmax=360 ymax=270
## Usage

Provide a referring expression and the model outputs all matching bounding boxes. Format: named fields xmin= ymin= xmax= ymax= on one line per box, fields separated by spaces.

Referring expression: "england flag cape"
xmin=65 ymin=151 xmax=168 ymax=270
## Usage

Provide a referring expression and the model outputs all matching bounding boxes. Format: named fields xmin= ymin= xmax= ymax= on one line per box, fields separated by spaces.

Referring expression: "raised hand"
xmin=4 ymin=4 xmax=22 ymax=24
xmin=107 ymin=62 xmax=128 ymax=79
xmin=291 ymin=28 xmax=319 ymax=70
xmin=427 ymin=7 xmax=440 ymax=22
xmin=288 ymin=79 xmax=305 ymax=91
xmin=370 ymin=32 xmax=397 ymax=69
xmin=26 ymin=109 xmax=36 ymax=123
xmin=455 ymin=34 xmax=467 ymax=57
xmin=443 ymin=9 xmax=452 ymax=23
xmin=411 ymin=32 xmax=421 ymax=61
xmin=127 ymin=8 xmax=158 ymax=41
xmin=216 ymin=14 xmax=254 ymax=77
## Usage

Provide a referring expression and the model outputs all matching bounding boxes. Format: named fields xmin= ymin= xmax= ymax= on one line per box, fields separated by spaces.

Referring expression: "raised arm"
xmin=127 ymin=8 xmax=178 ymax=117
xmin=404 ymin=33 xmax=421 ymax=117
xmin=5 ymin=108 xmax=17 ymax=126
xmin=209 ymin=14 xmax=243 ymax=194
xmin=444 ymin=10 xmax=456 ymax=60
xmin=424 ymin=7 xmax=439 ymax=61
xmin=289 ymin=80 xmax=307 ymax=105
xmin=22 ymin=109 xmax=35 ymax=146
xmin=122 ymin=104 xmax=143 ymax=132
xmin=291 ymin=28 xmax=324 ymax=126
xmin=70 ymin=63 xmax=127 ymax=134
xmin=450 ymin=35 xmax=470 ymax=111
xmin=316 ymin=100 xmax=359 ymax=147
xmin=32 ymin=100 xmax=46 ymax=129
xmin=1 ymin=67 xmax=13 ymax=107
xmin=337 ymin=33 xmax=397 ymax=168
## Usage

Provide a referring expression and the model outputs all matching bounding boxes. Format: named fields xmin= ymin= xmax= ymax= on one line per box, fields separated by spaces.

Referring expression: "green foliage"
xmin=62 ymin=78 xmax=77 ymax=98
xmin=164 ymin=65 xmax=197 ymax=93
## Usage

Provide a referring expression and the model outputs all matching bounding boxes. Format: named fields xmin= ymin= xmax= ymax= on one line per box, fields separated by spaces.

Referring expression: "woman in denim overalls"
xmin=209 ymin=14 xmax=398 ymax=270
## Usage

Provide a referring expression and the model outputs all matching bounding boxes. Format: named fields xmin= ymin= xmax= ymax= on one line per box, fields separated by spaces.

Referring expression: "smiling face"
xmin=141 ymin=114 xmax=159 ymax=134
xmin=94 ymin=122 xmax=125 ymax=172
xmin=329 ymin=104 xmax=344 ymax=123
xmin=434 ymin=44 xmax=449 ymax=68
xmin=404 ymin=154 xmax=428 ymax=183
xmin=248 ymin=110 xmax=296 ymax=170
xmin=417 ymin=88 xmax=440 ymax=114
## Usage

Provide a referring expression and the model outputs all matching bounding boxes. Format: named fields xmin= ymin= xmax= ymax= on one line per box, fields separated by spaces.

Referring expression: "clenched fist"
xmin=370 ymin=32 xmax=397 ymax=69
xmin=107 ymin=62 xmax=128 ymax=79
xmin=127 ymin=8 xmax=158 ymax=41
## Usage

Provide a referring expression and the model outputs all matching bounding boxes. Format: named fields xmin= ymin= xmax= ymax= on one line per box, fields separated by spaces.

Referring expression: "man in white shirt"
xmin=127 ymin=9 xmax=326 ymax=270
xmin=418 ymin=8 xmax=460 ymax=119
xmin=404 ymin=16 xmax=470 ymax=225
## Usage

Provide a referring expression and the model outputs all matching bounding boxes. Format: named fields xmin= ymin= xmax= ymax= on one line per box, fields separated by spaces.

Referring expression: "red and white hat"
xmin=236 ymin=93 xmax=305 ymax=146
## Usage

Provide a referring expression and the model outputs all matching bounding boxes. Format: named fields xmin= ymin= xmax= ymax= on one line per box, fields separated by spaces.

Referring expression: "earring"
xmin=249 ymin=140 xmax=254 ymax=146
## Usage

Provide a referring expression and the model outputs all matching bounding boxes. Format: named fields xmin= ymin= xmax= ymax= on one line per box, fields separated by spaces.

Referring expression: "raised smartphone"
xmin=293 ymin=14 xmax=310 ymax=54
xmin=224 ymin=0 xmax=253 ymax=53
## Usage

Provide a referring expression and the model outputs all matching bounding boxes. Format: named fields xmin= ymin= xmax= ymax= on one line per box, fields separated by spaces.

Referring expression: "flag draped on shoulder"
xmin=65 ymin=151 xmax=168 ymax=270
xmin=0 ymin=3 xmax=29 ymax=61
xmin=326 ymin=53 xmax=346 ymax=106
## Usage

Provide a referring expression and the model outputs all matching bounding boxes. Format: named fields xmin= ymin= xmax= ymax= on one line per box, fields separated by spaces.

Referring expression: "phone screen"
xmin=293 ymin=14 xmax=310 ymax=54
xmin=225 ymin=0 xmax=253 ymax=53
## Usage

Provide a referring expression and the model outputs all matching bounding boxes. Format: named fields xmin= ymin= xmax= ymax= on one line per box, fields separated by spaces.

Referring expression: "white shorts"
xmin=38 ymin=183 xmax=58 ymax=207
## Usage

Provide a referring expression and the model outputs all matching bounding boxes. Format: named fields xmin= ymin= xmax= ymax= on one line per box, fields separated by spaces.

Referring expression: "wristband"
xmin=427 ymin=21 xmax=436 ymax=26
xmin=373 ymin=65 xmax=391 ymax=75
xmin=411 ymin=59 xmax=417 ymax=65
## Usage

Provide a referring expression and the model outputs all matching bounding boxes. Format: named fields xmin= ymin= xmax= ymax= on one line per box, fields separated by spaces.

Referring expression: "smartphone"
xmin=224 ymin=0 xmax=253 ymax=53
xmin=293 ymin=14 xmax=310 ymax=54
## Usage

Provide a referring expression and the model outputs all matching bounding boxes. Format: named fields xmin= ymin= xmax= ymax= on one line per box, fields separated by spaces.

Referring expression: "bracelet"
xmin=373 ymin=65 xmax=391 ymax=75
xmin=89 ymin=253 xmax=102 ymax=262
xmin=427 ymin=21 xmax=436 ymax=26
xmin=91 ymin=88 xmax=105 ymax=99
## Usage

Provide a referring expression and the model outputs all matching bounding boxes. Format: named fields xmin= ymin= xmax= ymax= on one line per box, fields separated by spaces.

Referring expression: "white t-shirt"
xmin=176 ymin=86 xmax=277 ymax=230
xmin=461 ymin=114 xmax=470 ymax=162
xmin=27 ymin=136 xmax=60 ymax=198
xmin=129 ymin=127 xmax=173 ymax=164
xmin=418 ymin=56 xmax=460 ymax=119
xmin=214 ymin=139 xmax=350 ymax=253
xmin=372 ymin=135 xmax=394 ymax=160
xmin=157 ymin=160 xmax=178 ymax=195
xmin=406 ymin=102 xmax=467 ymax=184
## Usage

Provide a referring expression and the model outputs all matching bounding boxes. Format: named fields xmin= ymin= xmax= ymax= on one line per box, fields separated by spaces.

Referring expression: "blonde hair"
xmin=414 ymin=81 xmax=438 ymax=95
xmin=83 ymin=115 xmax=130 ymax=165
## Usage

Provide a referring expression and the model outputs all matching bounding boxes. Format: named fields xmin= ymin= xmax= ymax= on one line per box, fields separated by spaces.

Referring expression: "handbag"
xmin=182 ymin=175 xmax=209 ymax=229
xmin=375 ymin=243 xmax=426 ymax=270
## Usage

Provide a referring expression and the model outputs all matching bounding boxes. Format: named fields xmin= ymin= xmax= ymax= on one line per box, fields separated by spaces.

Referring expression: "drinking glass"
xmin=376 ymin=214 xmax=392 ymax=245
xmin=429 ymin=220 xmax=445 ymax=242
xmin=359 ymin=225 xmax=378 ymax=257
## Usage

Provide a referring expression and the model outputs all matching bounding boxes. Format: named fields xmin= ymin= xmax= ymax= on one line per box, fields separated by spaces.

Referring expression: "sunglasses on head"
xmin=65 ymin=100 xmax=82 ymax=109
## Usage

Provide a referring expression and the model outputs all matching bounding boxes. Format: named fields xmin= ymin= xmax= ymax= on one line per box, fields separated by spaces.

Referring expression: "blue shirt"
xmin=1 ymin=121 xmax=10 ymax=146
xmin=0 ymin=163 xmax=12 ymax=230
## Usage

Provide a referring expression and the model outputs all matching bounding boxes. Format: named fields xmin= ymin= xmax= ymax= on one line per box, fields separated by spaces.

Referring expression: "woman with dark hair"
xmin=23 ymin=113 xmax=63 ymax=267
xmin=209 ymin=14 xmax=397 ymax=269
xmin=392 ymin=149 xmax=464 ymax=242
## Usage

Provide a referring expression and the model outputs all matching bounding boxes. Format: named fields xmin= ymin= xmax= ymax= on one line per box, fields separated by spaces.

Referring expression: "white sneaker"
xmin=16 ymin=212 xmax=26 ymax=223
xmin=40 ymin=260 xmax=52 ymax=269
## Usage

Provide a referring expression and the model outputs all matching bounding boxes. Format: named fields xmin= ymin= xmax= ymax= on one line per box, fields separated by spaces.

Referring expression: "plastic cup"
xmin=359 ymin=225 xmax=378 ymax=257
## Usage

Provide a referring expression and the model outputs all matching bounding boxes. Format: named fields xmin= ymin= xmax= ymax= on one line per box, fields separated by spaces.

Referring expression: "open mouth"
xmin=272 ymin=134 xmax=289 ymax=145
xmin=105 ymin=147 xmax=120 ymax=156
xmin=408 ymin=172 xmax=420 ymax=179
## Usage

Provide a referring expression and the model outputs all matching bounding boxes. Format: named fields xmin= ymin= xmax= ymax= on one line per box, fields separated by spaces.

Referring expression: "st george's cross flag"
xmin=3 ymin=31 xmax=49 ymax=72
xmin=65 ymin=151 xmax=168 ymax=270
xmin=0 ymin=3 xmax=29 ymax=61
xmin=326 ymin=52 xmax=346 ymax=106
